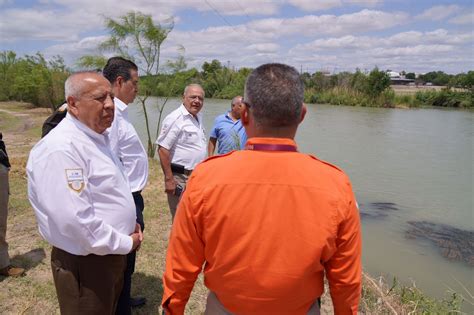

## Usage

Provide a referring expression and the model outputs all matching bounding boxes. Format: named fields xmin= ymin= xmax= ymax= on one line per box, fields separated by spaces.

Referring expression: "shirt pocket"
xmin=182 ymin=127 xmax=199 ymax=144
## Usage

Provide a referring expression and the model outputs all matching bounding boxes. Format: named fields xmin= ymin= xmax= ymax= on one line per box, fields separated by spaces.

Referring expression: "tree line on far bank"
xmin=143 ymin=59 xmax=473 ymax=108
xmin=0 ymin=51 xmax=68 ymax=110
xmin=0 ymin=50 xmax=472 ymax=109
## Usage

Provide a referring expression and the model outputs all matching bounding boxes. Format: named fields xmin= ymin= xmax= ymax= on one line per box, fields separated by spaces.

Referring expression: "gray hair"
xmin=244 ymin=63 xmax=304 ymax=128
xmin=183 ymin=83 xmax=205 ymax=96
xmin=64 ymin=71 xmax=99 ymax=99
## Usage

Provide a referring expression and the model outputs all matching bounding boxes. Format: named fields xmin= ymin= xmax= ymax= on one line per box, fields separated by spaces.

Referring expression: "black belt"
xmin=171 ymin=163 xmax=192 ymax=176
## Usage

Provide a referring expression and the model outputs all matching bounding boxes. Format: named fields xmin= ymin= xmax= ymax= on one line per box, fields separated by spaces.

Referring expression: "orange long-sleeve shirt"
xmin=162 ymin=137 xmax=362 ymax=314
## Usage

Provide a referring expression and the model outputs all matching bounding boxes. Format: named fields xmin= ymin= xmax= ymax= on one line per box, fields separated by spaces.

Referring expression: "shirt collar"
xmin=114 ymin=97 xmax=128 ymax=112
xmin=179 ymin=104 xmax=203 ymax=121
xmin=225 ymin=111 xmax=235 ymax=120
xmin=246 ymin=137 xmax=297 ymax=148
xmin=225 ymin=111 xmax=239 ymax=123
xmin=66 ymin=113 xmax=109 ymax=145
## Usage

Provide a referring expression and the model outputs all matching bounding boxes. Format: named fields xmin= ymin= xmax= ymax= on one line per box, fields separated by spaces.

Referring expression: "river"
xmin=129 ymin=97 xmax=473 ymax=306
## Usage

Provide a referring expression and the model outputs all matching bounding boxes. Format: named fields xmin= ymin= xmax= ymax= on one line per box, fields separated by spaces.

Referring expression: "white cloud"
xmin=288 ymin=0 xmax=342 ymax=12
xmin=293 ymin=29 xmax=472 ymax=52
xmin=327 ymin=9 xmax=408 ymax=34
xmin=249 ymin=10 xmax=409 ymax=36
xmin=0 ymin=8 xmax=100 ymax=42
xmin=47 ymin=0 xmax=281 ymax=17
xmin=386 ymin=29 xmax=473 ymax=46
xmin=0 ymin=1 xmax=471 ymax=74
xmin=288 ymin=0 xmax=382 ymax=12
xmin=292 ymin=35 xmax=377 ymax=50
xmin=416 ymin=5 xmax=461 ymax=21
xmin=449 ymin=12 xmax=473 ymax=25
xmin=161 ymin=24 xmax=278 ymax=69
xmin=247 ymin=43 xmax=280 ymax=53
xmin=196 ymin=0 xmax=281 ymax=16
xmin=43 ymin=36 xmax=108 ymax=65
xmin=288 ymin=29 xmax=472 ymax=73
xmin=371 ymin=44 xmax=454 ymax=58
xmin=344 ymin=0 xmax=382 ymax=7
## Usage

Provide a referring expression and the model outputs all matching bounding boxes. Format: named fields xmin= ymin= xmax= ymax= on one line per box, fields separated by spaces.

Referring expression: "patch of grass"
xmin=25 ymin=123 xmax=43 ymax=138
xmin=0 ymin=101 xmax=37 ymax=112
xmin=0 ymin=111 xmax=22 ymax=132
xmin=360 ymin=274 xmax=467 ymax=314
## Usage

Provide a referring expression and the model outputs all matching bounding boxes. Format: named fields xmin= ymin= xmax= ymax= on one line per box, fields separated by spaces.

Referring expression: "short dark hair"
xmin=244 ymin=63 xmax=304 ymax=128
xmin=102 ymin=57 xmax=138 ymax=84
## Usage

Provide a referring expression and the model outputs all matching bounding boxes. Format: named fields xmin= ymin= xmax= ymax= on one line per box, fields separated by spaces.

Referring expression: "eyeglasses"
xmin=186 ymin=95 xmax=204 ymax=102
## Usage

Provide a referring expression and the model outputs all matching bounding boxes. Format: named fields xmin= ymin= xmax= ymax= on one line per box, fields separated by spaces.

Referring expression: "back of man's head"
xmin=103 ymin=57 xmax=138 ymax=84
xmin=244 ymin=63 xmax=304 ymax=128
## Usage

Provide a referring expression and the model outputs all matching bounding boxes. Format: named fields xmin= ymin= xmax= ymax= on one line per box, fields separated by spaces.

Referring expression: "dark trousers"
xmin=51 ymin=247 xmax=126 ymax=315
xmin=116 ymin=191 xmax=145 ymax=315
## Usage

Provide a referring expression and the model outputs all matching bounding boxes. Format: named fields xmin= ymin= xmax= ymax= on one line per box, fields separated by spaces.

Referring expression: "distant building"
xmin=387 ymin=71 xmax=401 ymax=78
xmin=387 ymin=70 xmax=415 ymax=85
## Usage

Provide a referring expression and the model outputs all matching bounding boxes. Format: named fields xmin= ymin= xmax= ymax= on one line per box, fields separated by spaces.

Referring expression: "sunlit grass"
xmin=0 ymin=111 xmax=22 ymax=132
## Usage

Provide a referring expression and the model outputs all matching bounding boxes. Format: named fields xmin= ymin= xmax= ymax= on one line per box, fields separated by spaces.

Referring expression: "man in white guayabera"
xmin=27 ymin=72 xmax=143 ymax=314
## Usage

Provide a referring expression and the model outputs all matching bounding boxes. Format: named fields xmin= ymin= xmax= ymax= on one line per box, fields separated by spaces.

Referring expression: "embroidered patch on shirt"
xmin=65 ymin=169 xmax=85 ymax=193
xmin=160 ymin=123 xmax=169 ymax=136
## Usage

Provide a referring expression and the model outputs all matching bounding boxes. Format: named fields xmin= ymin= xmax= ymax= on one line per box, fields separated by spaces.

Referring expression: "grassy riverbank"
xmin=0 ymin=102 xmax=467 ymax=314
xmin=304 ymin=86 xmax=473 ymax=108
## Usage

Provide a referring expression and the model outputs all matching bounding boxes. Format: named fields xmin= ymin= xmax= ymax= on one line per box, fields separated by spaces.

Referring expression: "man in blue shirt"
xmin=208 ymin=96 xmax=247 ymax=156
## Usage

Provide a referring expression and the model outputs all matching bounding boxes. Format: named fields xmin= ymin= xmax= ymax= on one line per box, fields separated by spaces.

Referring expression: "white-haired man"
xmin=156 ymin=84 xmax=207 ymax=222
xmin=27 ymin=72 xmax=142 ymax=314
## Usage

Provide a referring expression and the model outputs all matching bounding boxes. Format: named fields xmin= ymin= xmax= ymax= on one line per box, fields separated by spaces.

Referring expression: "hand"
xmin=130 ymin=223 xmax=143 ymax=252
xmin=130 ymin=233 xmax=141 ymax=252
xmin=164 ymin=177 xmax=177 ymax=195
xmin=135 ymin=223 xmax=143 ymax=241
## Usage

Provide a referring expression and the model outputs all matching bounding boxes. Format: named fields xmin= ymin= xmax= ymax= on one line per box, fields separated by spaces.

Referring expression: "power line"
xmin=232 ymin=0 xmax=252 ymax=23
xmin=203 ymin=0 xmax=240 ymax=33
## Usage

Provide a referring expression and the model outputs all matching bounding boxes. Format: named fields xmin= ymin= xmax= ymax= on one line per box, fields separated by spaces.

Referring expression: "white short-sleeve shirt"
xmin=156 ymin=104 xmax=207 ymax=170
xmin=108 ymin=97 xmax=148 ymax=192
xmin=27 ymin=113 xmax=136 ymax=256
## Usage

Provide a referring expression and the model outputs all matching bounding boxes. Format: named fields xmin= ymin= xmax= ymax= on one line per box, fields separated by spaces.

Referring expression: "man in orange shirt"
xmin=162 ymin=63 xmax=362 ymax=314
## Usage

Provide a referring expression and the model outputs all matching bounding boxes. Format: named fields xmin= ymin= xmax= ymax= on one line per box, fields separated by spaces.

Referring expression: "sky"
xmin=0 ymin=0 xmax=473 ymax=74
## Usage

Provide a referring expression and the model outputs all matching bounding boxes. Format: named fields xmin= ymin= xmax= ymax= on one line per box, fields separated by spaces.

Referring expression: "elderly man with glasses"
xmin=156 ymin=84 xmax=207 ymax=222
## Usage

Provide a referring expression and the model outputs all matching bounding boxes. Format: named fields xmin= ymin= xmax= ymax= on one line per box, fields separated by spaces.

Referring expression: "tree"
xmin=97 ymin=11 xmax=175 ymax=157
xmin=76 ymin=55 xmax=108 ymax=70
xmin=406 ymin=72 xmax=416 ymax=80
xmin=0 ymin=51 xmax=17 ymax=101
xmin=0 ymin=51 xmax=68 ymax=108
xmin=350 ymin=69 xmax=367 ymax=93
xmin=365 ymin=67 xmax=391 ymax=97
xmin=419 ymin=71 xmax=451 ymax=86
xmin=202 ymin=59 xmax=222 ymax=78
xmin=311 ymin=72 xmax=331 ymax=91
